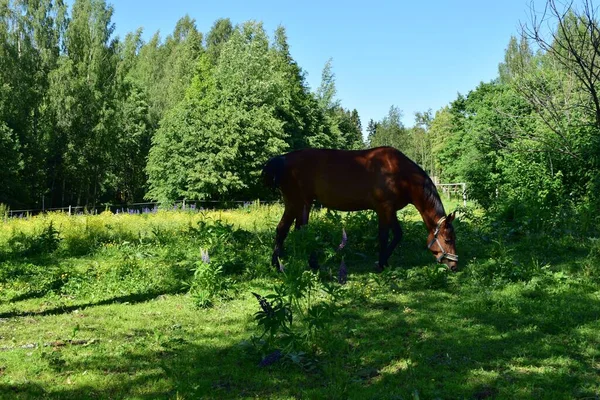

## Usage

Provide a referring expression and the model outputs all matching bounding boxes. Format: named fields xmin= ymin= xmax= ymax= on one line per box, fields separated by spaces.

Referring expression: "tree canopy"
xmin=0 ymin=1 xmax=363 ymax=208
xmin=2 ymin=0 xmax=600 ymax=231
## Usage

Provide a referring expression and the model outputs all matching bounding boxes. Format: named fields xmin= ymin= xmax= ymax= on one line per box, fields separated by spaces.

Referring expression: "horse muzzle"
xmin=437 ymin=253 xmax=458 ymax=271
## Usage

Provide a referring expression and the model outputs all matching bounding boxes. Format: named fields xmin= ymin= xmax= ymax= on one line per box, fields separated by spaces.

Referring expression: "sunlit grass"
xmin=0 ymin=202 xmax=599 ymax=399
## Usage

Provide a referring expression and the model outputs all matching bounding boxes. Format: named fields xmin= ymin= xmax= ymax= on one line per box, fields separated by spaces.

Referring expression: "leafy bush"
xmin=249 ymin=221 xmax=347 ymax=365
xmin=189 ymin=252 xmax=233 ymax=308
xmin=188 ymin=219 xmax=270 ymax=277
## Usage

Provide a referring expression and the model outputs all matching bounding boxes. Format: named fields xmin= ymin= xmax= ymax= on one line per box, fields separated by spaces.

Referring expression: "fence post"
xmin=68 ymin=205 xmax=71 ymax=216
xmin=462 ymin=183 xmax=467 ymax=207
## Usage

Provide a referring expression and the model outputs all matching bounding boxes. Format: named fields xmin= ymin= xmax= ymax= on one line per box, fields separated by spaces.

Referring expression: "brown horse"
xmin=262 ymin=146 xmax=458 ymax=271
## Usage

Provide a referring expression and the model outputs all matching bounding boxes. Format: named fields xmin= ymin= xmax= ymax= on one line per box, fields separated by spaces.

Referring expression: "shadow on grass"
xmin=2 ymin=289 xmax=50 ymax=304
xmin=0 ymin=289 xmax=187 ymax=319
xmin=2 ymin=282 xmax=598 ymax=399
xmin=324 ymin=280 xmax=600 ymax=399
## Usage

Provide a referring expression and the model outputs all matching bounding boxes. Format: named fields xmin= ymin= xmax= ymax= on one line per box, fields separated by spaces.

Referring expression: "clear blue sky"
xmin=107 ymin=0 xmax=543 ymax=128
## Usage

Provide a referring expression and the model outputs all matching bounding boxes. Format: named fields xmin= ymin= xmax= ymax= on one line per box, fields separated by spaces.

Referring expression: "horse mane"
xmin=423 ymin=177 xmax=446 ymax=217
xmin=390 ymin=147 xmax=446 ymax=218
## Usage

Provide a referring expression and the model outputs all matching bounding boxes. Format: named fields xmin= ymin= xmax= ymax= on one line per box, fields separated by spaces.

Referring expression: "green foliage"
xmin=0 ymin=124 xmax=23 ymax=204
xmin=5 ymin=222 xmax=61 ymax=258
xmin=316 ymin=58 xmax=340 ymax=112
xmin=204 ymin=18 xmax=234 ymax=65
xmin=1 ymin=1 xmax=369 ymax=208
xmin=148 ymin=22 xmax=318 ymax=202
xmin=189 ymin=258 xmax=231 ymax=308
xmin=251 ymin=260 xmax=343 ymax=359
xmin=369 ymin=105 xmax=408 ymax=150
xmin=1 ymin=205 xmax=600 ymax=398
xmin=0 ymin=203 xmax=9 ymax=221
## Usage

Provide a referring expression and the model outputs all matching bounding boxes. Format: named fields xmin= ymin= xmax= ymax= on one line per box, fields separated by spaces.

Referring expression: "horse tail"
xmin=262 ymin=155 xmax=286 ymax=190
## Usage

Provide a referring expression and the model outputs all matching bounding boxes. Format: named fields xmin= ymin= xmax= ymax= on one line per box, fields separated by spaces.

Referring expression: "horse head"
xmin=427 ymin=211 xmax=458 ymax=271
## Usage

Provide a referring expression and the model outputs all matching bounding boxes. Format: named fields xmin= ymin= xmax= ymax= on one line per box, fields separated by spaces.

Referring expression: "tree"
xmin=369 ymin=106 xmax=409 ymax=152
xmin=0 ymin=0 xmax=67 ymax=207
xmin=366 ymin=118 xmax=379 ymax=147
xmin=316 ymin=58 xmax=340 ymax=111
xmin=521 ymin=0 xmax=600 ymax=154
xmin=110 ymin=31 xmax=152 ymax=202
xmin=128 ymin=32 xmax=167 ymax=129
xmin=205 ymin=18 xmax=233 ymax=65
xmin=498 ymin=35 xmax=533 ymax=85
xmin=336 ymin=108 xmax=364 ymax=149
xmin=429 ymin=106 xmax=453 ymax=178
xmin=0 ymin=123 xmax=23 ymax=205
xmin=160 ymin=16 xmax=203 ymax=115
xmin=271 ymin=25 xmax=333 ymax=151
xmin=147 ymin=22 xmax=290 ymax=202
xmin=46 ymin=0 xmax=118 ymax=206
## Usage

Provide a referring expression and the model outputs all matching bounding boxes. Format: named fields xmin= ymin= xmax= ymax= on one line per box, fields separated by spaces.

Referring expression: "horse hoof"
xmin=271 ymin=255 xmax=280 ymax=270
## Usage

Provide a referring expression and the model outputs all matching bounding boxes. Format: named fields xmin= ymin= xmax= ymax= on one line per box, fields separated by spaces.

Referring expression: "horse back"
xmin=279 ymin=147 xmax=423 ymax=211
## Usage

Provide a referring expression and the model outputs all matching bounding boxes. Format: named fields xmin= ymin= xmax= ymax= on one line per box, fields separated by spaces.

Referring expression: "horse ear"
xmin=447 ymin=211 xmax=456 ymax=223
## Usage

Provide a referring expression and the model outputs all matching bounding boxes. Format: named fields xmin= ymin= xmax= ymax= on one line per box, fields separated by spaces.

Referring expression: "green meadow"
xmin=0 ymin=203 xmax=599 ymax=399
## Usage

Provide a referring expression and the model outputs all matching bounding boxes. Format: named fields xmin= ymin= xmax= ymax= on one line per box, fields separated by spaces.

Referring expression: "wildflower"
xmin=251 ymin=292 xmax=274 ymax=317
xmin=258 ymin=349 xmax=282 ymax=367
xmin=201 ymin=248 xmax=210 ymax=264
xmin=338 ymin=228 xmax=347 ymax=250
xmin=338 ymin=258 xmax=348 ymax=285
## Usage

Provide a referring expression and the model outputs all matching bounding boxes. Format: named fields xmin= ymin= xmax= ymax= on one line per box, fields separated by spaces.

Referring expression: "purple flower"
xmin=259 ymin=349 xmax=282 ymax=367
xmin=338 ymin=228 xmax=348 ymax=250
xmin=251 ymin=292 xmax=274 ymax=317
xmin=201 ymin=248 xmax=210 ymax=264
xmin=338 ymin=259 xmax=348 ymax=285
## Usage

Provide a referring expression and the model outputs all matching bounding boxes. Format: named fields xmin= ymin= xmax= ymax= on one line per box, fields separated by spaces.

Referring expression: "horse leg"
xmin=272 ymin=208 xmax=295 ymax=269
xmin=376 ymin=212 xmax=391 ymax=272
xmin=294 ymin=202 xmax=312 ymax=230
xmin=386 ymin=213 xmax=403 ymax=260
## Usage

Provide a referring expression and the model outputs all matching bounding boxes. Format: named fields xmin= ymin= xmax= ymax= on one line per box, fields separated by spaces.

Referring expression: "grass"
xmin=0 ymin=202 xmax=599 ymax=399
